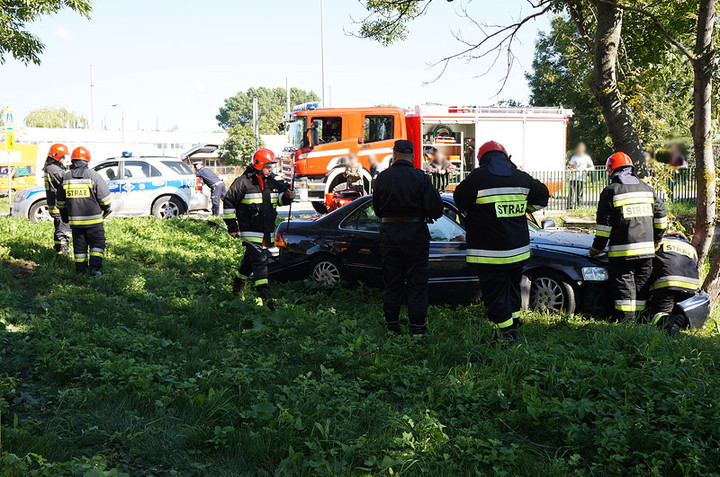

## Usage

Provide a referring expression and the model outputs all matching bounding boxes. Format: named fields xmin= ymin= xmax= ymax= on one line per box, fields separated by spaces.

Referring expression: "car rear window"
xmin=162 ymin=161 xmax=193 ymax=175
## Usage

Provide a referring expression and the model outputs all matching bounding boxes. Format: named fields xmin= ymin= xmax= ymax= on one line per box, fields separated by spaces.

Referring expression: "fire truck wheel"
xmin=311 ymin=202 xmax=328 ymax=214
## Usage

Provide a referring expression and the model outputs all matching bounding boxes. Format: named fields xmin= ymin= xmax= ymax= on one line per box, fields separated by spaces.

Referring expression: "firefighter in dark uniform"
xmin=223 ymin=149 xmax=294 ymax=310
xmin=193 ymin=161 xmax=226 ymax=216
xmin=373 ymin=140 xmax=443 ymax=335
xmin=590 ymin=152 xmax=667 ymax=321
xmin=649 ymin=232 xmax=700 ymax=335
xmin=454 ymin=141 xmax=550 ymax=343
xmin=56 ymin=147 xmax=112 ymax=276
xmin=42 ymin=143 xmax=71 ymax=254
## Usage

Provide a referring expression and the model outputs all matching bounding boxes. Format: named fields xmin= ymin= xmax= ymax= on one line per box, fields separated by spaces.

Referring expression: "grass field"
xmin=0 ymin=197 xmax=9 ymax=215
xmin=1 ymin=217 xmax=720 ymax=476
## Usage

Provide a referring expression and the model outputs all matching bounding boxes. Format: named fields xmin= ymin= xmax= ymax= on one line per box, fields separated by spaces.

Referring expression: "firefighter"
xmin=42 ymin=143 xmax=71 ymax=254
xmin=223 ymin=149 xmax=294 ymax=309
xmin=649 ymin=232 xmax=700 ymax=335
xmin=454 ymin=141 xmax=549 ymax=343
xmin=589 ymin=152 xmax=667 ymax=321
xmin=192 ymin=161 xmax=226 ymax=216
xmin=56 ymin=147 xmax=112 ymax=276
xmin=373 ymin=140 xmax=443 ymax=335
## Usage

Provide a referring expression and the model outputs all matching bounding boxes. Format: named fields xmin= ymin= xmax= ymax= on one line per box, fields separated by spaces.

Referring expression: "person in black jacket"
xmin=373 ymin=140 xmax=443 ymax=335
xmin=56 ymin=147 xmax=112 ymax=276
xmin=42 ymin=143 xmax=71 ymax=254
xmin=454 ymin=141 xmax=549 ymax=343
xmin=590 ymin=152 xmax=667 ymax=322
xmin=649 ymin=232 xmax=700 ymax=335
xmin=223 ymin=149 xmax=294 ymax=310
xmin=193 ymin=162 xmax=226 ymax=216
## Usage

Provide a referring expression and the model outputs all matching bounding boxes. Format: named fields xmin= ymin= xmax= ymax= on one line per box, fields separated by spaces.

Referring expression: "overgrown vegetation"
xmin=1 ymin=217 xmax=720 ymax=475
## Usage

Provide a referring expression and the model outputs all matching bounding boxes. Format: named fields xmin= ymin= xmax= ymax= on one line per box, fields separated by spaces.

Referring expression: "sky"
xmin=1 ymin=0 xmax=552 ymax=132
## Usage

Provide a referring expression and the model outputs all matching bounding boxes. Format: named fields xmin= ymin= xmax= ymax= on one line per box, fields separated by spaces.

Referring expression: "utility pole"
xmin=286 ymin=77 xmax=291 ymax=114
xmin=112 ymin=104 xmax=124 ymax=143
xmin=320 ymin=0 xmax=326 ymax=107
xmin=90 ymin=65 xmax=96 ymax=129
xmin=252 ymin=97 xmax=259 ymax=150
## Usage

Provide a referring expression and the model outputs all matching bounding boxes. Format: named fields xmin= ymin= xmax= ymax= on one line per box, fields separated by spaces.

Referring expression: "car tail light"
xmin=275 ymin=231 xmax=287 ymax=248
xmin=195 ymin=178 xmax=203 ymax=191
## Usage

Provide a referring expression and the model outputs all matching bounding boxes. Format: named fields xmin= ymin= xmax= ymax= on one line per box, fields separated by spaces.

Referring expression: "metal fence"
xmin=446 ymin=167 xmax=697 ymax=212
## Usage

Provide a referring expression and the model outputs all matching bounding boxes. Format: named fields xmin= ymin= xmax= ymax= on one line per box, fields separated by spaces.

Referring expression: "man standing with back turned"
xmin=454 ymin=141 xmax=550 ymax=344
xmin=373 ymin=140 xmax=443 ymax=335
xmin=43 ymin=143 xmax=71 ymax=254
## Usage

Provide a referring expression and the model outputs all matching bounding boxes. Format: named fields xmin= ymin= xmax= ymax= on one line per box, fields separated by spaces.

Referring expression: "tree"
xmin=358 ymin=0 xmax=719 ymax=307
xmin=1 ymin=0 xmax=92 ymax=65
xmin=216 ymin=87 xmax=320 ymax=134
xmin=24 ymin=107 xmax=88 ymax=128
xmin=218 ymin=126 xmax=263 ymax=166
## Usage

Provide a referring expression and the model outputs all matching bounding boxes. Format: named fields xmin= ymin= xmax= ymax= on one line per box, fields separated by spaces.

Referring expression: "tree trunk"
xmin=692 ymin=0 xmax=717 ymax=272
xmin=705 ymin=243 xmax=720 ymax=308
xmin=588 ymin=2 xmax=646 ymax=169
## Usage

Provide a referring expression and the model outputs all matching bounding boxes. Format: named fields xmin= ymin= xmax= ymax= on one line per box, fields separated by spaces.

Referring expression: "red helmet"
xmin=48 ymin=143 xmax=69 ymax=162
xmin=606 ymin=152 xmax=633 ymax=174
xmin=252 ymin=148 xmax=276 ymax=169
xmin=477 ymin=140 xmax=508 ymax=161
xmin=71 ymin=146 xmax=91 ymax=162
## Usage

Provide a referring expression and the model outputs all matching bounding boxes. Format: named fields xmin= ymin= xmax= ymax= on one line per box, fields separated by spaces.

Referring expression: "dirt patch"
xmin=1 ymin=258 xmax=38 ymax=278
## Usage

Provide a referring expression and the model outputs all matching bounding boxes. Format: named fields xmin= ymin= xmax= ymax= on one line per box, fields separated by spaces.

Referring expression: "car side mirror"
xmin=541 ymin=219 xmax=556 ymax=230
xmin=358 ymin=138 xmax=364 ymax=145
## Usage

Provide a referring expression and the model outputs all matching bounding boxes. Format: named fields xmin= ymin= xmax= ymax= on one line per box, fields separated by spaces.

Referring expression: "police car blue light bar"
xmin=122 ymin=151 xmax=133 ymax=157
xmin=293 ymin=102 xmax=319 ymax=112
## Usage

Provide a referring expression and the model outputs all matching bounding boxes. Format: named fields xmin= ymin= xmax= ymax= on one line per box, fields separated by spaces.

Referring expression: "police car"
xmin=11 ymin=154 xmax=210 ymax=222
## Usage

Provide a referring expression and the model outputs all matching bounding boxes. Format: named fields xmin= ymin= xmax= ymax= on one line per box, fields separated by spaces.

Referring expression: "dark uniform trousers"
xmin=52 ymin=215 xmax=71 ymax=251
xmin=477 ymin=267 xmax=522 ymax=328
xmin=211 ymin=182 xmax=227 ymax=217
xmin=380 ymin=222 xmax=430 ymax=335
xmin=237 ymin=244 xmax=270 ymax=300
xmin=651 ymin=289 xmax=694 ymax=324
xmin=609 ymin=258 xmax=653 ymax=322
xmin=72 ymin=224 xmax=106 ymax=272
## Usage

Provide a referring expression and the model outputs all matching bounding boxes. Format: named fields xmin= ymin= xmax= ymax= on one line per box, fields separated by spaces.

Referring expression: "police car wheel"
xmin=310 ymin=255 xmax=344 ymax=286
xmin=152 ymin=196 xmax=186 ymax=219
xmin=529 ymin=272 xmax=576 ymax=313
xmin=29 ymin=200 xmax=52 ymax=223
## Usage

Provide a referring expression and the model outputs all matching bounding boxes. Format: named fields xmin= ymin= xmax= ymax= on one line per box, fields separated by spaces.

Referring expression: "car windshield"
xmin=286 ymin=118 xmax=307 ymax=149
xmin=162 ymin=161 xmax=193 ymax=175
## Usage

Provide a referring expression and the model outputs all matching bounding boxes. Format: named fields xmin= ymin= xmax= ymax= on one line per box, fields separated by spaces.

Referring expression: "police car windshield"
xmin=162 ymin=161 xmax=193 ymax=175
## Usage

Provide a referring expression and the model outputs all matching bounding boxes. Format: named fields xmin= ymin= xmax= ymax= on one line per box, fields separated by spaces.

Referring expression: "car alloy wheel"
xmin=159 ymin=201 xmax=180 ymax=218
xmin=530 ymin=276 xmax=566 ymax=311
xmin=34 ymin=204 xmax=51 ymax=222
xmin=312 ymin=259 xmax=342 ymax=286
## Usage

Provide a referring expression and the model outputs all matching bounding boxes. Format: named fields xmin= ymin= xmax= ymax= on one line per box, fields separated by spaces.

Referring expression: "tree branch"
xmin=597 ymin=0 xmax=696 ymax=62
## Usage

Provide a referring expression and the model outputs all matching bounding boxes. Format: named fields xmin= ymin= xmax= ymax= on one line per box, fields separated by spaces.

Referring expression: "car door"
xmin=359 ymin=114 xmax=397 ymax=170
xmin=427 ymin=213 xmax=479 ymax=302
xmin=93 ymin=161 xmax=124 ymax=214
xmin=120 ymin=160 xmax=164 ymax=215
xmin=336 ymin=201 xmax=383 ymax=285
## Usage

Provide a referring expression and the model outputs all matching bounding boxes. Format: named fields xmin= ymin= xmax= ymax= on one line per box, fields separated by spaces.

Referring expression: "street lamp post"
xmin=112 ymin=104 xmax=125 ymax=143
xmin=320 ymin=0 xmax=326 ymax=107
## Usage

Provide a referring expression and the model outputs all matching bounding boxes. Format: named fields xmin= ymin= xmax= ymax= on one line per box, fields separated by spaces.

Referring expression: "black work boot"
xmin=386 ymin=321 xmax=401 ymax=335
xmin=232 ymin=277 xmax=247 ymax=296
xmin=493 ymin=327 xmax=523 ymax=345
xmin=88 ymin=267 xmax=102 ymax=277
xmin=667 ymin=314 xmax=687 ymax=337
xmin=265 ymin=299 xmax=278 ymax=311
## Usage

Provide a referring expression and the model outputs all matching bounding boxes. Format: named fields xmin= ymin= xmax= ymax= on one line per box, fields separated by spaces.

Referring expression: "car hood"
xmin=531 ymin=228 xmax=605 ymax=261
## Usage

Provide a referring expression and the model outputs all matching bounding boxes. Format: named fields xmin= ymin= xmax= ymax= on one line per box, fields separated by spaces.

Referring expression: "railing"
xmin=442 ymin=167 xmax=697 ymax=212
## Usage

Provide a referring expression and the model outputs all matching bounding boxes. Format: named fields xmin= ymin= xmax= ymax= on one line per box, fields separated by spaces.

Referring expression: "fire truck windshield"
xmin=286 ymin=118 xmax=307 ymax=149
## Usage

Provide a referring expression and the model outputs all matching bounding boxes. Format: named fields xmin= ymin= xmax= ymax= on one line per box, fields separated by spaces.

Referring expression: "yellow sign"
xmin=4 ymin=109 xmax=14 ymax=152
xmin=5 ymin=131 xmax=14 ymax=152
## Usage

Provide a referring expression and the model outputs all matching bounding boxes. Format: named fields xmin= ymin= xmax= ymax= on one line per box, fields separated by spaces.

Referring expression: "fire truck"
xmin=281 ymin=103 xmax=573 ymax=214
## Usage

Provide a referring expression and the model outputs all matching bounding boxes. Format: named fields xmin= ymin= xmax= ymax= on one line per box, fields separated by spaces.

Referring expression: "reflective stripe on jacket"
xmin=56 ymin=161 xmax=111 ymax=227
xmin=592 ymin=174 xmax=666 ymax=260
xmin=453 ymin=155 xmax=549 ymax=268
xmin=222 ymin=167 xmax=292 ymax=247
xmin=651 ymin=235 xmax=700 ymax=292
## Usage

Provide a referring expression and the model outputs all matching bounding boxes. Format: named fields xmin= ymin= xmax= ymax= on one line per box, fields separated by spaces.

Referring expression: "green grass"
xmin=1 ymin=217 xmax=720 ymax=475
xmin=0 ymin=197 xmax=9 ymax=215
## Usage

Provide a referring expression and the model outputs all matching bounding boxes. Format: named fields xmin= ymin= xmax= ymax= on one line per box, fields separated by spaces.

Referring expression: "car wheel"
xmin=310 ymin=255 xmax=344 ymax=286
xmin=29 ymin=200 xmax=52 ymax=223
xmin=529 ymin=271 xmax=576 ymax=313
xmin=311 ymin=202 xmax=328 ymax=215
xmin=152 ymin=196 xmax=186 ymax=219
